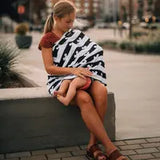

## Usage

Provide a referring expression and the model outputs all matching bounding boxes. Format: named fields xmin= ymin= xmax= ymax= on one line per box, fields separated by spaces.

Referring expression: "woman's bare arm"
xmin=41 ymin=47 xmax=72 ymax=75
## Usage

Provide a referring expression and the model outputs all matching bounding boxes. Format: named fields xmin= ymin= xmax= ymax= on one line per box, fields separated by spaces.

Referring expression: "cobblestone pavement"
xmin=0 ymin=137 xmax=160 ymax=160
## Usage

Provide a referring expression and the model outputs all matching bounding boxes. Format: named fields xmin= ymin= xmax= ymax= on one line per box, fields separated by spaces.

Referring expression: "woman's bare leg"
xmin=57 ymin=77 xmax=86 ymax=106
xmin=75 ymin=90 xmax=117 ymax=155
xmin=88 ymin=81 xmax=108 ymax=147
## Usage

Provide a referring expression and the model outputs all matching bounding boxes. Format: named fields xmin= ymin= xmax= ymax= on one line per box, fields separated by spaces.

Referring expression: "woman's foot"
xmin=108 ymin=149 xmax=128 ymax=160
xmin=86 ymin=144 xmax=108 ymax=160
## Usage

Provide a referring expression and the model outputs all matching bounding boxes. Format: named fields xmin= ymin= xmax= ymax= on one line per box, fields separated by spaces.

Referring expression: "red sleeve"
xmin=38 ymin=32 xmax=60 ymax=50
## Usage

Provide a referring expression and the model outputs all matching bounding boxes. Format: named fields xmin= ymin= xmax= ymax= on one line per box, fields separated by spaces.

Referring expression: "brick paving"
xmin=0 ymin=137 xmax=160 ymax=160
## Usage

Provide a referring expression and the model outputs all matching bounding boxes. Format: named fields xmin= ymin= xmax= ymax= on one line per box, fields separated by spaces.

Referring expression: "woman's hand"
xmin=71 ymin=67 xmax=93 ymax=79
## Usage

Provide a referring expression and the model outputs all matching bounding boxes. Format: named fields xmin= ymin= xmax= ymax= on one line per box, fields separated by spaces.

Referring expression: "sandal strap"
xmin=87 ymin=144 xmax=108 ymax=160
xmin=88 ymin=144 xmax=101 ymax=156
xmin=95 ymin=152 xmax=108 ymax=160
xmin=109 ymin=149 xmax=122 ymax=160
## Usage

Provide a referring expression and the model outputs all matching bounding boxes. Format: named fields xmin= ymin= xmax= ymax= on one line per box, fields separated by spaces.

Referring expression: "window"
xmin=84 ymin=2 xmax=89 ymax=7
xmin=93 ymin=3 xmax=98 ymax=8
xmin=75 ymin=2 xmax=80 ymax=7
xmin=94 ymin=8 xmax=98 ymax=13
xmin=84 ymin=8 xmax=89 ymax=14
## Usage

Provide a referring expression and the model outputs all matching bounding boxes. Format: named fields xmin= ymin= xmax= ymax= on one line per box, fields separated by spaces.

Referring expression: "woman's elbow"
xmin=45 ymin=66 xmax=53 ymax=74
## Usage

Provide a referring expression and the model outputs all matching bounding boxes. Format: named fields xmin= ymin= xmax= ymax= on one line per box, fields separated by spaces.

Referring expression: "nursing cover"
xmin=47 ymin=29 xmax=107 ymax=95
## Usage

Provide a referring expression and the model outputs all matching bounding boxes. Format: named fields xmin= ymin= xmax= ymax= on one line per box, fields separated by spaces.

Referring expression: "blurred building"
xmin=119 ymin=0 xmax=157 ymax=22
xmin=73 ymin=0 xmax=103 ymax=19
xmin=103 ymin=0 xmax=119 ymax=22
xmin=50 ymin=0 xmax=104 ymax=20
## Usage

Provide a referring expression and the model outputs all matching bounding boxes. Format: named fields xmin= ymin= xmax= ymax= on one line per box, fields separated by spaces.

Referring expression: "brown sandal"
xmin=86 ymin=144 xmax=108 ymax=160
xmin=108 ymin=149 xmax=127 ymax=160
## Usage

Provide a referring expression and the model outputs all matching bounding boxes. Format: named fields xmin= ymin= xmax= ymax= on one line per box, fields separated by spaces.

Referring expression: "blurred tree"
xmin=129 ymin=0 xmax=133 ymax=40
xmin=147 ymin=0 xmax=153 ymax=15
xmin=121 ymin=5 xmax=127 ymax=22
xmin=154 ymin=0 xmax=160 ymax=18
xmin=31 ymin=0 xmax=47 ymax=24
xmin=137 ymin=0 xmax=143 ymax=21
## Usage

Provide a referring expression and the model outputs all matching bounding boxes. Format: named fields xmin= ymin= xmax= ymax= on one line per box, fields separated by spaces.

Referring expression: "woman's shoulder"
xmin=43 ymin=32 xmax=59 ymax=39
xmin=38 ymin=32 xmax=60 ymax=50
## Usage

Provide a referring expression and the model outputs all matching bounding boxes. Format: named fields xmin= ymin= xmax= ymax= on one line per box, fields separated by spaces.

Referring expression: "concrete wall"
xmin=0 ymin=93 xmax=116 ymax=153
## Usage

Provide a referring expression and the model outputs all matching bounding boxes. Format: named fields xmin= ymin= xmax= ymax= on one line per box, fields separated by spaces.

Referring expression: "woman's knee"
xmin=89 ymin=81 xmax=108 ymax=106
xmin=75 ymin=90 xmax=93 ymax=106
xmin=101 ymin=86 xmax=108 ymax=98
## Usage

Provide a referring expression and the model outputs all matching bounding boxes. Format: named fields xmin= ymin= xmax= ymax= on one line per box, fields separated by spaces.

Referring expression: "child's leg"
xmin=54 ymin=79 xmax=71 ymax=96
xmin=57 ymin=77 xmax=87 ymax=106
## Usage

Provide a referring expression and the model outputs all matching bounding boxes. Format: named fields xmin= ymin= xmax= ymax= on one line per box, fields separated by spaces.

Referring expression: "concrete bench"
xmin=0 ymin=90 xmax=116 ymax=153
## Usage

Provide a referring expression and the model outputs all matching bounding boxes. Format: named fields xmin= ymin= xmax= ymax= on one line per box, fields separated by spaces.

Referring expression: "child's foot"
xmin=53 ymin=91 xmax=64 ymax=97
xmin=57 ymin=95 xmax=69 ymax=106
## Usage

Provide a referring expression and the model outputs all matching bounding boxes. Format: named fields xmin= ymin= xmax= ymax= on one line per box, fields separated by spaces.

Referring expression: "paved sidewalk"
xmin=0 ymin=137 xmax=160 ymax=160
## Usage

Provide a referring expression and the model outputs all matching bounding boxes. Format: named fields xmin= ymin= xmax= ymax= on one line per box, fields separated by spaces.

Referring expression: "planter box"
xmin=15 ymin=35 xmax=32 ymax=49
xmin=0 ymin=92 xmax=116 ymax=153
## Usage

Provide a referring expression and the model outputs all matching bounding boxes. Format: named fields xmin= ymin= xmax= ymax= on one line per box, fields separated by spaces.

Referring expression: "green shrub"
xmin=119 ymin=41 xmax=134 ymax=51
xmin=0 ymin=41 xmax=21 ymax=88
xmin=119 ymin=40 xmax=160 ymax=54
xmin=134 ymin=43 xmax=146 ymax=53
xmin=15 ymin=23 xmax=29 ymax=35
xmin=98 ymin=40 xmax=118 ymax=48
xmin=119 ymin=41 xmax=127 ymax=50
xmin=145 ymin=41 xmax=160 ymax=53
xmin=132 ymin=31 xmax=148 ymax=38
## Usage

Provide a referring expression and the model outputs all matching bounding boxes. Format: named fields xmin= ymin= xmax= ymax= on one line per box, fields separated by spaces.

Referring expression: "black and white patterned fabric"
xmin=47 ymin=29 xmax=107 ymax=95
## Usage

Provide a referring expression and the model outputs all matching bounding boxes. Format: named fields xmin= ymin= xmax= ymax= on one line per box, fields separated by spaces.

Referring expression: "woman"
xmin=39 ymin=1 xmax=127 ymax=160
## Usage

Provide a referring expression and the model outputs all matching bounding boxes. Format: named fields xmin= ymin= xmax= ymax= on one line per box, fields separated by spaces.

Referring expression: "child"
xmin=54 ymin=76 xmax=91 ymax=106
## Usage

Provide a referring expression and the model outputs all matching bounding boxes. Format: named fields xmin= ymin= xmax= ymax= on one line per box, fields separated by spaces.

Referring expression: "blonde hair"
xmin=43 ymin=0 xmax=76 ymax=34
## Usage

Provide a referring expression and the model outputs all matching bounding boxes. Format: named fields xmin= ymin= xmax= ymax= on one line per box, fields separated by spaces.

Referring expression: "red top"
xmin=38 ymin=32 xmax=60 ymax=50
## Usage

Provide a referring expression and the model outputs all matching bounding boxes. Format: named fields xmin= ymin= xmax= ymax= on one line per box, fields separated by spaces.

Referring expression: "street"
xmin=103 ymin=49 xmax=160 ymax=140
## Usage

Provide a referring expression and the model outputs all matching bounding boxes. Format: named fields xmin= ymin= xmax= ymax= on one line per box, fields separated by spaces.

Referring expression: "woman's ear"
xmin=54 ymin=15 xmax=59 ymax=22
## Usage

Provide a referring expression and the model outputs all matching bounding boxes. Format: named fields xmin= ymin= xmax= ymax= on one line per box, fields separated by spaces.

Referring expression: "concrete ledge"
xmin=0 ymin=87 xmax=50 ymax=100
xmin=17 ymin=74 xmax=40 ymax=88
xmin=0 ymin=89 xmax=116 ymax=153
